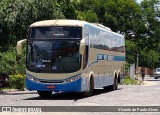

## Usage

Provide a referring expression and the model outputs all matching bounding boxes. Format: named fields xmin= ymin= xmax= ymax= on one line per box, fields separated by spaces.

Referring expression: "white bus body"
xmin=17 ymin=20 xmax=125 ymax=97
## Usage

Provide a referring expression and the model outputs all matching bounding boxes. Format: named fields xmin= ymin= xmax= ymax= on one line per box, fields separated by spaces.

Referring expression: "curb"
xmin=0 ymin=88 xmax=26 ymax=94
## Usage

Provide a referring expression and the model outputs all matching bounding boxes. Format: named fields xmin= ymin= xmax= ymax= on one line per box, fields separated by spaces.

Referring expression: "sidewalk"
xmin=136 ymin=74 xmax=153 ymax=81
xmin=134 ymin=75 xmax=156 ymax=85
xmin=143 ymin=80 xmax=158 ymax=86
xmin=140 ymin=75 xmax=158 ymax=86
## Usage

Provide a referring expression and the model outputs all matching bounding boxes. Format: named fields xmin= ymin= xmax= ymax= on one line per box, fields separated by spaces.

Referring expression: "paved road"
xmin=0 ymin=76 xmax=160 ymax=114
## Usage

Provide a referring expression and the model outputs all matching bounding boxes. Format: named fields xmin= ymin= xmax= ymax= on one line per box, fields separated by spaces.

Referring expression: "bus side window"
xmin=83 ymin=45 xmax=88 ymax=69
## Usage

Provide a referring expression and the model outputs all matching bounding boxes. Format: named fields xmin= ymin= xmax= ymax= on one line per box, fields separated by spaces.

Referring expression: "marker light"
xmin=64 ymin=76 xmax=81 ymax=83
xmin=27 ymin=74 xmax=39 ymax=83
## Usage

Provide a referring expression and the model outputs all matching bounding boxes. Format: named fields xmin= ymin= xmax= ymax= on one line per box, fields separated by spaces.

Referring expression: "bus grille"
xmin=39 ymin=80 xmax=64 ymax=83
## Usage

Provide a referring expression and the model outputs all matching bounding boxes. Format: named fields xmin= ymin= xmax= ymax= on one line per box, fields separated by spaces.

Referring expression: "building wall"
xmin=137 ymin=67 xmax=154 ymax=75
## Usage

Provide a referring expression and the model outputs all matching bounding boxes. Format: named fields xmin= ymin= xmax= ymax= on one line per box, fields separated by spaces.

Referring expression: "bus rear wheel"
xmin=104 ymin=77 xmax=118 ymax=91
xmin=83 ymin=77 xmax=94 ymax=97
xmin=37 ymin=91 xmax=52 ymax=98
xmin=110 ymin=77 xmax=118 ymax=91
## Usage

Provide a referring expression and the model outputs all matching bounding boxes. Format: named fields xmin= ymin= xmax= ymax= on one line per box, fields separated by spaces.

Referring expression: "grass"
xmin=123 ymin=76 xmax=143 ymax=85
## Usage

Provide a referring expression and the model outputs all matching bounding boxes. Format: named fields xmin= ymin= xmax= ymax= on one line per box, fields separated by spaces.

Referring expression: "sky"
xmin=136 ymin=0 xmax=143 ymax=4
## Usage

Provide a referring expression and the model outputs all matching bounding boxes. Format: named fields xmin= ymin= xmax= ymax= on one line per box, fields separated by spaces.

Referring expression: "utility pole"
xmin=136 ymin=54 xmax=139 ymax=80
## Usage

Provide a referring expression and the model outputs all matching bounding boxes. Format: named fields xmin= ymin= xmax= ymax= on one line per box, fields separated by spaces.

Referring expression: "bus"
xmin=17 ymin=20 xmax=125 ymax=97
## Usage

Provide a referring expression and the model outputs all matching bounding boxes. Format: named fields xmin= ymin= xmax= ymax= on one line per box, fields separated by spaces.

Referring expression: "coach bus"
xmin=17 ymin=20 xmax=125 ymax=97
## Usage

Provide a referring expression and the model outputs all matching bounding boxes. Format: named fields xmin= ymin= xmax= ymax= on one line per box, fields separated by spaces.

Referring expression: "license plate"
xmin=47 ymin=85 xmax=56 ymax=89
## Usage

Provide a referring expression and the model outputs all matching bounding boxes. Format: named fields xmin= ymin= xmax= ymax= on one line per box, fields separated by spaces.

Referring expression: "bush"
xmin=0 ymin=48 xmax=17 ymax=75
xmin=123 ymin=76 xmax=141 ymax=85
xmin=0 ymin=47 xmax=26 ymax=75
xmin=9 ymin=74 xmax=25 ymax=89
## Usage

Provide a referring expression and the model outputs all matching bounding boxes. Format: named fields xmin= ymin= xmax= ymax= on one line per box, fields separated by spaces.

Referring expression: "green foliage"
xmin=140 ymin=50 xmax=160 ymax=68
xmin=138 ymin=0 xmax=160 ymax=68
xmin=9 ymin=74 xmax=25 ymax=89
xmin=0 ymin=48 xmax=16 ymax=75
xmin=0 ymin=0 xmax=64 ymax=51
xmin=57 ymin=0 xmax=78 ymax=19
xmin=78 ymin=10 xmax=98 ymax=22
xmin=0 ymin=47 xmax=26 ymax=75
xmin=77 ymin=0 xmax=99 ymax=22
xmin=125 ymin=40 xmax=138 ymax=64
xmin=123 ymin=76 xmax=141 ymax=85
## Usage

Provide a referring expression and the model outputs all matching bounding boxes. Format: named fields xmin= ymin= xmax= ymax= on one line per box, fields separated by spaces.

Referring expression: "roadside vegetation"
xmin=0 ymin=0 xmax=160 ymax=89
xmin=123 ymin=76 xmax=143 ymax=85
xmin=0 ymin=74 xmax=25 ymax=91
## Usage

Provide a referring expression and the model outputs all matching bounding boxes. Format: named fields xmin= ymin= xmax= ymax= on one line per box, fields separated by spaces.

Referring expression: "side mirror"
xmin=79 ymin=38 xmax=85 ymax=54
xmin=16 ymin=39 xmax=27 ymax=55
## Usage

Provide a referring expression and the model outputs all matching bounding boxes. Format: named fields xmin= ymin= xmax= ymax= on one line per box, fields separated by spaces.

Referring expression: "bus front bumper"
xmin=26 ymin=76 xmax=82 ymax=92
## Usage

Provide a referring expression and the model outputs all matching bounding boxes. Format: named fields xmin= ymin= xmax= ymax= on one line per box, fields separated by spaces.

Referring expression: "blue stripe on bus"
xmin=88 ymin=55 xmax=125 ymax=67
xmin=97 ymin=54 xmax=125 ymax=61
xmin=114 ymin=56 xmax=125 ymax=61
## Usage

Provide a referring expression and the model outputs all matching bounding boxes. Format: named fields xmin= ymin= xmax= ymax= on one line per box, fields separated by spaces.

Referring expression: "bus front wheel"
xmin=37 ymin=91 xmax=52 ymax=98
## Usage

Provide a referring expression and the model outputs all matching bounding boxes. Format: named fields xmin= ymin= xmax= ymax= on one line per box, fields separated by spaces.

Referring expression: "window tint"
xmin=29 ymin=27 xmax=82 ymax=39
xmin=156 ymin=68 xmax=160 ymax=72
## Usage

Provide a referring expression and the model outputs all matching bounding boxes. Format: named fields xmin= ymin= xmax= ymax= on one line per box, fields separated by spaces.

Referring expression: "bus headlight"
xmin=27 ymin=74 xmax=39 ymax=83
xmin=64 ymin=76 xmax=81 ymax=83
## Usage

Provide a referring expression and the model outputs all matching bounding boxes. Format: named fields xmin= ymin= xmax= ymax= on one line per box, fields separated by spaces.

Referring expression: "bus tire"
xmin=37 ymin=91 xmax=52 ymax=98
xmin=111 ymin=77 xmax=118 ymax=91
xmin=83 ymin=77 xmax=94 ymax=97
xmin=109 ymin=76 xmax=118 ymax=91
xmin=103 ymin=76 xmax=118 ymax=91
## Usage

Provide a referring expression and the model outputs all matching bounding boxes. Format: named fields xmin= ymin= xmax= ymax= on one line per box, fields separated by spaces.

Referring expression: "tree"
xmin=78 ymin=10 xmax=98 ymax=22
xmin=139 ymin=0 xmax=160 ymax=68
xmin=77 ymin=0 xmax=99 ymax=22
xmin=140 ymin=50 xmax=160 ymax=68
xmin=57 ymin=0 xmax=78 ymax=19
xmin=0 ymin=0 xmax=64 ymax=51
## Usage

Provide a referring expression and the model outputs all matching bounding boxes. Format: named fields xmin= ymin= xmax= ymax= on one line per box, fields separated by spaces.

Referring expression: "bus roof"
xmin=29 ymin=19 xmax=123 ymax=37
xmin=30 ymin=20 xmax=88 ymax=27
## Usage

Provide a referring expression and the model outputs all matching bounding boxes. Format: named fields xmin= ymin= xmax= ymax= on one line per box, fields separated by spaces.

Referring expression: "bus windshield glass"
xmin=27 ymin=40 xmax=81 ymax=73
xmin=29 ymin=26 xmax=82 ymax=39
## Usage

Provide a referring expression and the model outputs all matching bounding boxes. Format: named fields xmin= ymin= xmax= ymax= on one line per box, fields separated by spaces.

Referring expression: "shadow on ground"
xmin=24 ymin=87 xmax=122 ymax=101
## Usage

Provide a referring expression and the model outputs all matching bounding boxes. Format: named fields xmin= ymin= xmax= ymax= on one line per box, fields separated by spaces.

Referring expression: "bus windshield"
xmin=27 ymin=40 xmax=81 ymax=73
xmin=29 ymin=26 xmax=82 ymax=39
